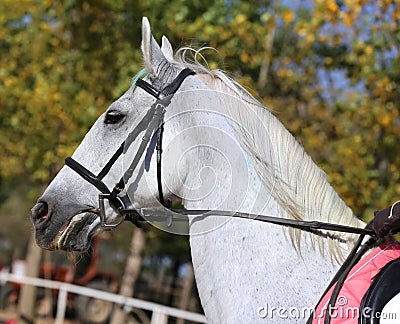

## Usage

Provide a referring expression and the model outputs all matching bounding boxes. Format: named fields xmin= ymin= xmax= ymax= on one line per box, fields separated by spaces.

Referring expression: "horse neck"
xmin=165 ymin=70 xmax=366 ymax=321
xmin=200 ymin=73 xmax=362 ymax=234
xmin=179 ymin=80 xmax=358 ymax=322
xmin=183 ymin=115 xmax=341 ymax=322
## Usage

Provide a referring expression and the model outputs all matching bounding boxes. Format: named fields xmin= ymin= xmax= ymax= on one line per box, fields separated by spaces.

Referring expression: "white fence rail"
xmin=0 ymin=272 xmax=207 ymax=324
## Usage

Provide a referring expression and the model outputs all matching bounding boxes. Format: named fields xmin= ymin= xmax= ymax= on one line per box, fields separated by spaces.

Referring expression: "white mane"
xmin=171 ymin=48 xmax=362 ymax=261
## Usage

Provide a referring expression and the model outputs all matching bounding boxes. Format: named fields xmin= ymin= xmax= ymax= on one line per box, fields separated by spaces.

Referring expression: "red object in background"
xmin=0 ymin=236 xmax=118 ymax=323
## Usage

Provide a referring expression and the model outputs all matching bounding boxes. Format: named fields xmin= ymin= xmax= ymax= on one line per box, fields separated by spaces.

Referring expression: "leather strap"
xmin=65 ymin=157 xmax=111 ymax=194
xmin=161 ymin=68 xmax=196 ymax=96
xmin=134 ymin=208 xmax=374 ymax=238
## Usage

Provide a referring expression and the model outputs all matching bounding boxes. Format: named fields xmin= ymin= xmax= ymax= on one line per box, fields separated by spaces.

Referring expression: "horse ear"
xmin=141 ymin=17 xmax=170 ymax=76
xmin=161 ymin=36 xmax=174 ymax=62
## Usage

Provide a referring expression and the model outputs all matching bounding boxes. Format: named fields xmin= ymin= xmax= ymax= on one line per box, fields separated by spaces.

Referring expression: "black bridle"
xmin=65 ymin=69 xmax=195 ymax=230
xmin=64 ymin=67 xmax=374 ymax=236
xmin=65 ymin=67 xmax=377 ymax=324
xmin=65 ymin=68 xmax=196 ymax=228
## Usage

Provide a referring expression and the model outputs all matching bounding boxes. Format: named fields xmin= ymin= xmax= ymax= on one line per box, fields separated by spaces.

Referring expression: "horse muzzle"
xmin=30 ymin=201 xmax=101 ymax=251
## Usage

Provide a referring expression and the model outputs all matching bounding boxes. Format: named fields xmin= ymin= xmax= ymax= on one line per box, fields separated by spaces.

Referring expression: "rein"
xmin=64 ymin=68 xmax=377 ymax=323
xmin=65 ymin=67 xmax=373 ymax=236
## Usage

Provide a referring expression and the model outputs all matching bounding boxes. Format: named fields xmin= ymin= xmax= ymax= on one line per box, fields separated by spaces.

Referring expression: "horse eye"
xmin=104 ymin=111 xmax=125 ymax=124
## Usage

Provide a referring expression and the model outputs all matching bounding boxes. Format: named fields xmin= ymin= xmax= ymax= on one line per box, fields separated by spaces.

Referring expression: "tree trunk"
xmin=257 ymin=0 xmax=279 ymax=92
xmin=17 ymin=232 xmax=42 ymax=323
xmin=176 ymin=263 xmax=194 ymax=324
xmin=167 ymin=259 xmax=181 ymax=307
xmin=110 ymin=228 xmax=146 ymax=324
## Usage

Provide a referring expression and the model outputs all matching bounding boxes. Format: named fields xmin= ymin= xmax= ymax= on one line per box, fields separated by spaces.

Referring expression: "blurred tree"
xmin=275 ymin=0 xmax=400 ymax=218
xmin=0 ymin=0 xmax=144 ymax=184
xmin=155 ymin=0 xmax=400 ymax=219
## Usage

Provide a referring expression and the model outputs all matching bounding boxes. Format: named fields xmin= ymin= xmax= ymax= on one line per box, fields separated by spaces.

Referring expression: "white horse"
xmin=30 ymin=18 xmax=364 ymax=323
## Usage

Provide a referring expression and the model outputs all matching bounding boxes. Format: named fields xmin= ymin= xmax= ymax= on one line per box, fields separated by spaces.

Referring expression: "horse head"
xmin=30 ymin=18 xmax=209 ymax=251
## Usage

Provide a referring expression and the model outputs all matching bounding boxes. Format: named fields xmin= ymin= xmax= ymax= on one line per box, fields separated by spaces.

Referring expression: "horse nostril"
xmin=30 ymin=201 xmax=49 ymax=224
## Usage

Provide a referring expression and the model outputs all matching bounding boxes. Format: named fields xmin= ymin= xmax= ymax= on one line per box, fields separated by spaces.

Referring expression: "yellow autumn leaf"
xmin=234 ymin=14 xmax=247 ymax=25
xmin=365 ymin=45 xmax=373 ymax=55
xmin=282 ymin=11 xmax=295 ymax=24
xmin=326 ymin=0 xmax=339 ymax=13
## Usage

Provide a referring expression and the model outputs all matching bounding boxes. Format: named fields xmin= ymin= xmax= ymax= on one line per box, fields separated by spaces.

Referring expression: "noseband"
xmin=65 ymin=68 xmax=195 ymax=229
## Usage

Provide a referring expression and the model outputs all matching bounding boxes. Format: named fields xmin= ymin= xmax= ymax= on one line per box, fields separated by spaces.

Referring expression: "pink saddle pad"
xmin=313 ymin=240 xmax=400 ymax=323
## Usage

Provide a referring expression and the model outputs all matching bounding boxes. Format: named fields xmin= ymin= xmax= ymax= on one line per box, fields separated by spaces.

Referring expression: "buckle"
xmin=98 ymin=193 xmax=125 ymax=230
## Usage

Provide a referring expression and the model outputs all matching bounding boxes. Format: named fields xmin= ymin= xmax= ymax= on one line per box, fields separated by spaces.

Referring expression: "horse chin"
xmin=55 ymin=212 xmax=100 ymax=252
